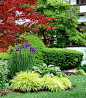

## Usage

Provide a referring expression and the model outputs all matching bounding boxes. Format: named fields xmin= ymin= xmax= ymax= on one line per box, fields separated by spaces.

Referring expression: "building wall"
xmin=78 ymin=16 xmax=86 ymax=22
xmin=70 ymin=0 xmax=77 ymax=5
xmin=80 ymin=5 xmax=86 ymax=12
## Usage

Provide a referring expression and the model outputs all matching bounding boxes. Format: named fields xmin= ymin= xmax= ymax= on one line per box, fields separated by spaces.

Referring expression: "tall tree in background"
xmin=0 ymin=0 xmax=57 ymax=48
xmin=36 ymin=0 xmax=86 ymax=48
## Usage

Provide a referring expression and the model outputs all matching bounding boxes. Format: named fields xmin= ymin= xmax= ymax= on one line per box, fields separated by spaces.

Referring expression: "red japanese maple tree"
xmin=0 ymin=0 xmax=57 ymax=49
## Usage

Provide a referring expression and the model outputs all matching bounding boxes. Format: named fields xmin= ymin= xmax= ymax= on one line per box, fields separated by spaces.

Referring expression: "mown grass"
xmin=1 ymin=75 xmax=86 ymax=98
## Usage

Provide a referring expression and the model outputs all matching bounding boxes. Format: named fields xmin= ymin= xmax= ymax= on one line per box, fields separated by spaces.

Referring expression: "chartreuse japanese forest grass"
xmin=9 ymin=71 xmax=72 ymax=92
xmin=1 ymin=75 xmax=86 ymax=98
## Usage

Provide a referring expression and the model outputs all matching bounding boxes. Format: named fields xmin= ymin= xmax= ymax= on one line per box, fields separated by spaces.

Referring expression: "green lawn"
xmin=1 ymin=75 xmax=86 ymax=98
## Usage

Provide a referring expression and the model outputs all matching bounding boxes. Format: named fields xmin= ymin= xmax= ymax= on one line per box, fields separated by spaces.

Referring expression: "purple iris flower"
xmin=30 ymin=47 xmax=37 ymax=52
xmin=22 ymin=43 xmax=26 ymax=48
xmin=7 ymin=59 xmax=10 ymax=62
xmin=16 ymin=42 xmax=19 ymax=45
xmin=27 ymin=44 xmax=31 ymax=47
xmin=10 ymin=49 xmax=14 ymax=52
xmin=26 ymin=41 xmax=28 ymax=44
xmin=16 ymin=48 xmax=19 ymax=51
xmin=26 ymin=43 xmax=31 ymax=47
xmin=19 ymin=46 xmax=22 ymax=49
xmin=25 ymin=41 xmax=31 ymax=47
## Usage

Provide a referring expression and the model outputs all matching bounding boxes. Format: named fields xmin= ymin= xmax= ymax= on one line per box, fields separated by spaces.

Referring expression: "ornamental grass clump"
xmin=41 ymin=75 xmax=65 ymax=92
xmin=8 ymin=41 xmax=37 ymax=79
xmin=55 ymin=77 xmax=72 ymax=89
xmin=10 ymin=71 xmax=72 ymax=92
xmin=10 ymin=71 xmax=42 ymax=92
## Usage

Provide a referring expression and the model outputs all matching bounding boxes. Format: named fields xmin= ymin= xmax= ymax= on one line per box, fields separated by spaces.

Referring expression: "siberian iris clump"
xmin=8 ymin=41 xmax=37 ymax=79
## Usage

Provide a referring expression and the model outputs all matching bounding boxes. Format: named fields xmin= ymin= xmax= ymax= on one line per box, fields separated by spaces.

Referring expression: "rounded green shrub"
xmin=42 ymin=48 xmax=83 ymax=70
xmin=0 ymin=53 xmax=10 ymax=60
xmin=7 ymin=33 xmax=46 ymax=65
xmin=76 ymin=69 xmax=86 ymax=76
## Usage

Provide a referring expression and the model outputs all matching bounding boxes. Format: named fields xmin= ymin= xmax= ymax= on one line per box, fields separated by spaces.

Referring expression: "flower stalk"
xmin=8 ymin=41 xmax=37 ymax=78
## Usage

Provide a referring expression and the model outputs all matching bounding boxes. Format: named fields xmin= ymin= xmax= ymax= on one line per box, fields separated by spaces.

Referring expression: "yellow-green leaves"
xmin=10 ymin=71 xmax=72 ymax=92
xmin=76 ymin=69 xmax=86 ymax=76
xmin=10 ymin=71 xmax=42 ymax=92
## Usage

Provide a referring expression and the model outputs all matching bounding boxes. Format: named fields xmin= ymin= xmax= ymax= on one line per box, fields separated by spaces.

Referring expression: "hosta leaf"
xmin=48 ymin=65 xmax=55 ymax=68
xmin=49 ymin=73 xmax=54 ymax=77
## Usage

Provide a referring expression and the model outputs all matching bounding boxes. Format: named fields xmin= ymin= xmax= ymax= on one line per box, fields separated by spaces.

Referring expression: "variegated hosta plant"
xmin=0 ymin=59 xmax=9 ymax=89
xmin=32 ymin=63 xmax=67 ymax=77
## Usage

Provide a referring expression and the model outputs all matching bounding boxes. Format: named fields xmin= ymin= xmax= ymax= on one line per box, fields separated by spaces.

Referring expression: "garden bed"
xmin=1 ymin=75 xmax=86 ymax=98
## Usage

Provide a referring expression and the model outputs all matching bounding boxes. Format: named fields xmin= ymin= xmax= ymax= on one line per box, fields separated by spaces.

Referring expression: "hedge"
xmin=42 ymin=48 xmax=83 ymax=70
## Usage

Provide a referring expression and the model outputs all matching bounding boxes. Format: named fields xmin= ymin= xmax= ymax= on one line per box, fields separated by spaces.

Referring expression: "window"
xmin=77 ymin=0 xmax=86 ymax=4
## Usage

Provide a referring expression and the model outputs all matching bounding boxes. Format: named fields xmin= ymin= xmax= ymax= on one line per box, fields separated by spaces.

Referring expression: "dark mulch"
xmin=0 ymin=86 xmax=76 ymax=97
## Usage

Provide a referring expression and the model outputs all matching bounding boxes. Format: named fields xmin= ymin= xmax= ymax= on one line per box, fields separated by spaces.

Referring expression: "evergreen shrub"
xmin=42 ymin=48 xmax=83 ymax=70
xmin=7 ymin=33 xmax=46 ymax=65
xmin=0 ymin=53 xmax=10 ymax=60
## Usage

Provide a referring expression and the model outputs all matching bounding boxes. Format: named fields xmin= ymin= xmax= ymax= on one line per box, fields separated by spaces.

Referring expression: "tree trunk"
xmin=42 ymin=29 xmax=46 ymax=45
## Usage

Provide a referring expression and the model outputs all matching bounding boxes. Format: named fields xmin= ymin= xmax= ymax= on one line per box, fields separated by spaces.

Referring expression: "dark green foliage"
xmin=32 ymin=63 xmax=67 ymax=77
xmin=36 ymin=0 xmax=86 ymax=47
xmin=42 ymin=48 xmax=83 ymax=70
xmin=77 ymin=64 xmax=86 ymax=72
xmin=82 ymin=22 xmax=86 ymax=33
xmin=0 ymin=59 xmax=9 ymax=89
xmin=7 ymin=33 xmax=46 ymax=65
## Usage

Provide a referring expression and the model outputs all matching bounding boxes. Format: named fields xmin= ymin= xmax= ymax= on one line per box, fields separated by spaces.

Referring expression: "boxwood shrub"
xmin=0 ymin=53 xmax=10 ymax=60
xmin=42 ymin=48 xmax=83 ymax=70
xmin=7 ymin=33 xmax=46 ymax=65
